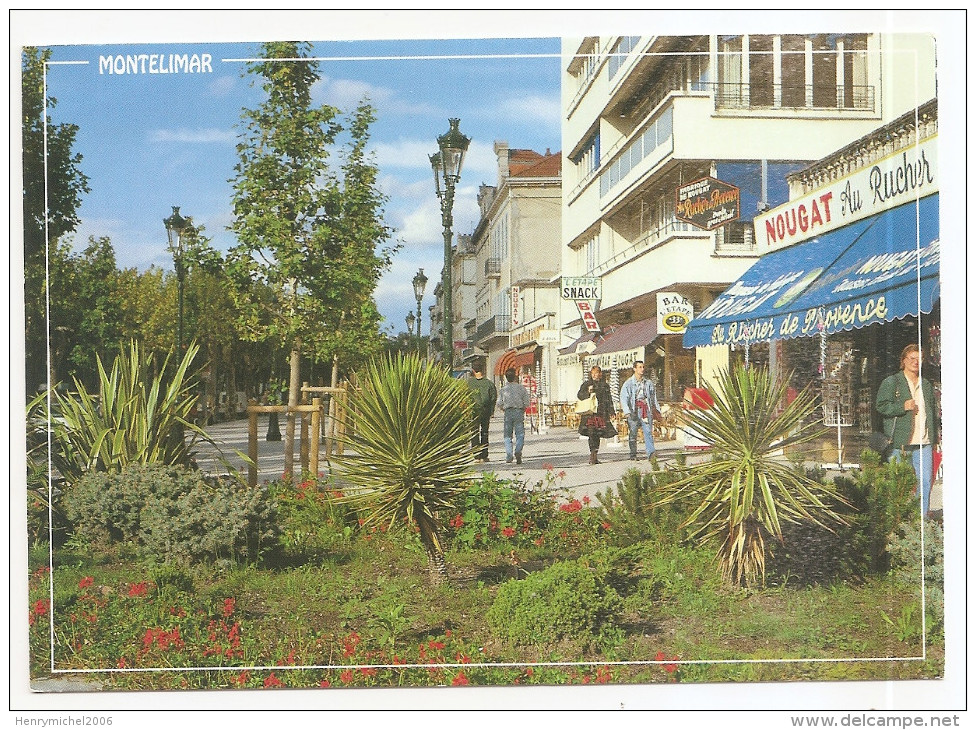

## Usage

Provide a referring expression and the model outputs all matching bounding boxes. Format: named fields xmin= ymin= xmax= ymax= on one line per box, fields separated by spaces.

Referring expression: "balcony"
xmin=485 ymin=258 xmax=501 ymax=278
xmin=705 ymin=82 xmax=875 ymax=111
xmin=475 ymin=315 xmax=510 ymax=345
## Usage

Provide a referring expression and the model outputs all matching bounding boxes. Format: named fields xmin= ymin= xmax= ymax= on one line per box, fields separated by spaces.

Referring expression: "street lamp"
xmin=164 ymin=206 xmax=191 ymax=352
xmin=412 ymin=267 xmax=428 ymax=340
xmin=430 ymin=118 xmax=470 ymax=368
xmin=405 ymin=311 xmax=416 ymax=337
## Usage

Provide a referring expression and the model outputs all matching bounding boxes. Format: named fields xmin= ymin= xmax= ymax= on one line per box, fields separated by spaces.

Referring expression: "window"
xmin=811 ymin=34 xmax=838 ymax=109
xmin=780 ymin=35 xmax=807 ymax=107
xmin=585 ymin=234 xmax=600 ymax=272
xmin=748 ymin=35 xmax=774 ymax=107
xmin=608 ymin=36 xmax=641 ymax=79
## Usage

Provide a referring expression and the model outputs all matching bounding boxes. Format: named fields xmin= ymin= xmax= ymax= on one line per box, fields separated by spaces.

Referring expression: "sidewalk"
xmin=191 ymin=415 xmax=681 ymax=503
xmin=191 ymin=415 xmax=941 ymax=509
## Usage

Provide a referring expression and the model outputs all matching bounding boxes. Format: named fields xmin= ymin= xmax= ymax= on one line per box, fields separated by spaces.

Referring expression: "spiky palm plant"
xmin=658 ymin=364 xmax=846 ymax=587
xmin=29 ymin=341 xmax=214 ymax=487
xmin=332 ymin=353 xmax=475 ymax=584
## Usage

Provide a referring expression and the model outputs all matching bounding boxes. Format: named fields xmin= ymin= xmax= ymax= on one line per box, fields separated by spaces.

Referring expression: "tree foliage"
xmin=227 ymin=40 xmax=395 ymax=370
xmin=23 ymin=46 xmax=91 ymax=395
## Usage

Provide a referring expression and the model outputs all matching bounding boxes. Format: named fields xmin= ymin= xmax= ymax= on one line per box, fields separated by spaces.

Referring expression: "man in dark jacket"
xmin=468 ymin=361 xmax=497 ymax=463
xmin=876 ymin=344 xmax=938 ymax=517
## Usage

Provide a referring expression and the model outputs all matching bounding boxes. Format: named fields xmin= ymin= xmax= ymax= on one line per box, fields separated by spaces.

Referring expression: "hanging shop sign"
xmin=675 ymin=176 xmax=740 ymax=230
xmin=576 ymin=301 xmax=601 ymax=332
xmin=755 ymin=135 xmax=938 ymax=254
xmin=561 ymin=276 xmax=602 ymax=300
xmin=657 ymin=292 xmax=694 ymax=334
xmin=511 ymin=286 xmax=521 ymax=327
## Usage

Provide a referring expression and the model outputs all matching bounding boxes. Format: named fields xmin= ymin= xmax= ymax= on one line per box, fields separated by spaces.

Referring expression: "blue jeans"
xmin=627 ymin=414 xmax=655 ymax=458
xmin=502 ymin=409 xmax=525 ymax=461
xmin=889 ymin=445 xmax=934 ymax=514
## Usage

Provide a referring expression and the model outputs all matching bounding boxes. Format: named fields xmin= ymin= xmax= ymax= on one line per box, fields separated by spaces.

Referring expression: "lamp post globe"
xmin=406 ymin=311 xmax=416 ymax=337
xmin=431 ymin=118 xmax=470 ymax=369
xmin=412 ymin=267 xmax=428 ymax=339
xmin=164 ymin=206 xmax=191 ymax=352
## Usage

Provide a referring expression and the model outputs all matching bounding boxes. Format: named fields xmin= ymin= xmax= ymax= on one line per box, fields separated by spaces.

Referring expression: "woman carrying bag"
xmin=577 ymin=365 xmax=617 ymax=465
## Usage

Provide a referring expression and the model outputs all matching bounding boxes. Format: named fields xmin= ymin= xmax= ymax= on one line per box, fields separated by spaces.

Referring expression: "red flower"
xmin=222 ymin=598 xmax=236 ymax=618
xmin=33 ymin=599 xmax=49 ymax=617
xmin=78 ymin=576 xmax=94 ymax=590
xmin=233 ymin=670 xmax=251 ymax=687
xmin=359 ymin=667 xmax=377 ymax=677
xmin=318 ymin=679 xmax=331 ymax=688
xmin=428 ymin=640 xmax=445 ymax=651
xmin=127 ymin=582 xmax=149 ymax=598
xmin=449 ymin=514 xmax=464 ymax=529
xmin=452 ymin=671 xmax=470 ymax=686
xmin=339 ymin=670 xmax=354 ymax=684
xmin=601 ymin=522 xmax=612 ymax=530
xmin=501 ymin=527 xmax=515 ymax=538
xmin=557 ymin=470 xmax=567 ymax=479
xmin=582 ymin=495 xmax=590 ymax=505
xmin=117 ymin=657 xmax=127 ymax=668
xmin=263 ymin=672 xmax=283 ymax=688
xmin=559 ymin=500 xmax=582 ymax=513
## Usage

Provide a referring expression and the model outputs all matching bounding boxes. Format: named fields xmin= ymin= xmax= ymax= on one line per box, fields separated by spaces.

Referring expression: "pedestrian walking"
xmin=497 ymin=367 xmax=531 ymax=464
xmin=467 ymin=360 xmax=497 ymax=463
xmin=876 ymin=343 xmax=939 ymax=518
xmin=619 ymin=360 xmax=662 ymax=461
xmin=577 ymin=365 xmax=617 ymax=465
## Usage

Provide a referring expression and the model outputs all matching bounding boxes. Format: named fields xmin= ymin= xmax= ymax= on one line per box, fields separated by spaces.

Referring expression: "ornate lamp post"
xmin=430 ymin=118 xmax=470 ymax=368
xmin=405 ymin=311 xmax=416 ymax=337
xmin=164 ymin=206 xmax=191 ymax=352
xmin=412 ymin=267 xmax=428 ymax=342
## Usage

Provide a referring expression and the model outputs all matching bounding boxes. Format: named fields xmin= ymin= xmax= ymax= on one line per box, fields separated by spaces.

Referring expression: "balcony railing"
xmin=485 ymin=258 xmax=501 ymax=277
xmin=475 ymin=315 xmax=510 ymax=343
xmin=706 ymin=82 xmax=875 ymax=111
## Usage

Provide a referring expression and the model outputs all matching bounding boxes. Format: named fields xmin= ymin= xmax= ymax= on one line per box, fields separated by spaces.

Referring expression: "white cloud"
xmin=149 ymin=128 xmax=236 ymax=144
xmin=495 ymin=94 xmax=561 ymax=126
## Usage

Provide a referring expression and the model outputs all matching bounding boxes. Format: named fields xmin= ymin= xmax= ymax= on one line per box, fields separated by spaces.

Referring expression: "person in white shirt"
xmin=497 ymin=368 xmax=531 ymax=464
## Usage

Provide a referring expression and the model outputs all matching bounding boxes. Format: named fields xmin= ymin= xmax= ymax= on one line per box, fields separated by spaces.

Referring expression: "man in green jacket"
xmin=875 ymin=344 xmax=938 ymax=517
xmin=467 ymin=361 xmax=497 ymax=463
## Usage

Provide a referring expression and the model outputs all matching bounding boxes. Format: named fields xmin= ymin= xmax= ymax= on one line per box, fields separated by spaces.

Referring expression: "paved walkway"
xmin=191 ymin=415 xmax=683 ymax=502
xmin=191 ymin=415 xmax=941 ymax=509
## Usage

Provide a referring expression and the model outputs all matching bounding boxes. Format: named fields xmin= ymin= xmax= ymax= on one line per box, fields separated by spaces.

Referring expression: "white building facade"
xmin=558 ymin=33 xmax=938 ymax=406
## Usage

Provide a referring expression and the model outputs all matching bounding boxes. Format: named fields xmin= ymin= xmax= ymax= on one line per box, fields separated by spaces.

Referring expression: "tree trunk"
xmin=417 ymin=514 xmax=448 ymax=586
xmin=283 ymin=346 xmax=301 ymax=476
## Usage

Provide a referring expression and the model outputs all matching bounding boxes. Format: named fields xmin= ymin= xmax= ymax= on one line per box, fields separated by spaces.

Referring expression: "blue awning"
xmin=683 ymin=194 xmax=940 ymax=347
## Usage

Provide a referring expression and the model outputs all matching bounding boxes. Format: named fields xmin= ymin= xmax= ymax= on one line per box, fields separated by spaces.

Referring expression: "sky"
xmin=34 ymin=32 xmax=562 ymax=337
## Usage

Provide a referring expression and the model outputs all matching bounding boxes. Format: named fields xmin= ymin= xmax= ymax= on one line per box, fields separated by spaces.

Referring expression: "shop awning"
xmin=683 ymin=194 xmax=939 ymax=348
xmin=494 ymin=346 xmax=538 ymax=375
xmin=590 ymin=317 xmax=659 ymax=356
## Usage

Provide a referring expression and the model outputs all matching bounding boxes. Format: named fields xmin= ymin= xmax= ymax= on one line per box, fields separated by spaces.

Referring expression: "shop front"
xmin=683 ymin=192 xmax=940 ymax=465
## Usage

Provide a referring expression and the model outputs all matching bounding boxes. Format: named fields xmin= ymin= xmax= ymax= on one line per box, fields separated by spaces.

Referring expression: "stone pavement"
xmin=190 ymin=414 xmax=941 ymax=509
xmin=190 ymin=414 xmax=683 ymax=503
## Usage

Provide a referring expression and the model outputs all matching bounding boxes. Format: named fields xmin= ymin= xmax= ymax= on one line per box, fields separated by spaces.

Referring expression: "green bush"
xmin=64 ymin=463 xmax=276 ymax=565
xmin=766 ymin=455 xmax=918 ymax=585
xmin=887 ymin=517 xmax=944 ymax=639
xmin=486 ymin=551 xmax=627 ymax=646
xmin=594 ymin=466 xmax=689 ymax=544
xmin=446 ymin=474 xmax=550 ymax=550
xmin=268 ymin=474 xmax=357 ymax=559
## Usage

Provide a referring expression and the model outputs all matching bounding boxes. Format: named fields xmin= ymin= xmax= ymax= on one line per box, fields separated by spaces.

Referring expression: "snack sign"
xmin=676 ymin=177 xmax=740 ymax=230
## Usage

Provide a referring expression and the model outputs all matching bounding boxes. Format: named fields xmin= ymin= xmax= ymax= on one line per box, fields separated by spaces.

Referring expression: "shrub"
xmin=446 ymin=473 xmax=559 ymax=551
xmin=486 ymin=552 xmax=626 ymax=646
xmin=594 ymin=466 xmax=689 ymax=544
xmin=766 ymin=455 xmax=918 ymax=584
xmin=64 ymin=463 xmax=276 ymax=565
xmin=269 ymin=474 xmax=356 ymax=559
xmin=887 ymin=517 xmax=944 ymax=639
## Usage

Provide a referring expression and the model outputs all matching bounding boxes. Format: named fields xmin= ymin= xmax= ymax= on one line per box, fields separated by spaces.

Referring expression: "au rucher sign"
xmin=675 ymin=177 xmax=740 ymax=230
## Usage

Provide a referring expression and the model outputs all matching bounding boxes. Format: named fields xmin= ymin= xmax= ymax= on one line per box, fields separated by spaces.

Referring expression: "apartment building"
xmin=557 ymin=33 xmax=937 ymax=406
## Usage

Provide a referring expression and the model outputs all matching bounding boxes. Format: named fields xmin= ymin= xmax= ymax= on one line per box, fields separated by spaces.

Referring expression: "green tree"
xmin=23 ymin=46 xmax=91 ymax=396
xmin=657 ymin=364 xmax=847 ymax=587
xmin=333 ymin=353 xmax=474 ymax=585
xmin=228 ymin=40 xmax=393 ymax=474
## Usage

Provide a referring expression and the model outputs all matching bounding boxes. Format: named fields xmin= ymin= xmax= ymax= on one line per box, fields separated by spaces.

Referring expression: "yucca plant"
xmin=657 ymin=364 xmax=847 ymax=588
xmin=332 ymin=353 xmax=474 ymax=584
xmin=29 ymin=340 xmax=216 ymax=487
